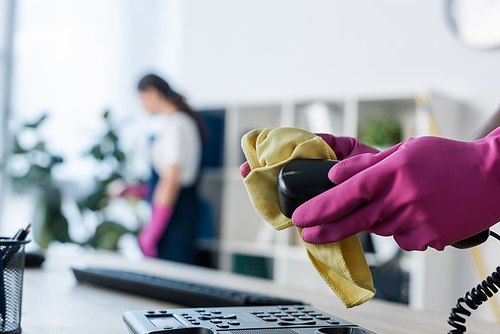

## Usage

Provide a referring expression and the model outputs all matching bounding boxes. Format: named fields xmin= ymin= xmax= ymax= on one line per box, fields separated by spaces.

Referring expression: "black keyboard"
xmin=72 ymin=267 xmax=304 ymax=307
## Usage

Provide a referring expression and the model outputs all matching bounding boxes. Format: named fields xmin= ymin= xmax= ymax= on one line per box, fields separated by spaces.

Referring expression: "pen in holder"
xmin=0 ymin=238 xmax=30 ymax=334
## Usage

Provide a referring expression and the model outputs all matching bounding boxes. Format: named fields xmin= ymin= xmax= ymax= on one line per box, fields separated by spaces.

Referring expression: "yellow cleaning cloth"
xmin=241 ymin=127 xmax=375 ymax=308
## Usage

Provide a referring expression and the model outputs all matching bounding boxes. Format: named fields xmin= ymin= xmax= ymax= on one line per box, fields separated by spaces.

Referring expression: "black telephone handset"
xmin=277 ymin=159 xmax=500 ymax=334
xmin=278 ymin=159 xmax=339 ymax=219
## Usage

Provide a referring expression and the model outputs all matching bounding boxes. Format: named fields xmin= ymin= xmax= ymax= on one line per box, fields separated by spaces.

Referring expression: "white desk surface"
xmin=20 ymin=250 xmax=498 ymax=334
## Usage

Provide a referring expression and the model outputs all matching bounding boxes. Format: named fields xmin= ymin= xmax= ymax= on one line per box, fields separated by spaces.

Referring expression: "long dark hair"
xmin=138 ymin=74 xmax=208 ymax=144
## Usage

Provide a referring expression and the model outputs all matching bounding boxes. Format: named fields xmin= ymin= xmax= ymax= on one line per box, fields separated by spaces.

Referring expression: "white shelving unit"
xmin=212 ymin=91 xmax=474 ymax=307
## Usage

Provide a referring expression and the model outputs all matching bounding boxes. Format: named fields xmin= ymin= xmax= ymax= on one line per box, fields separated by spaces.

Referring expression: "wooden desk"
xmin=20 ymin=250 xmax=498 ymax=334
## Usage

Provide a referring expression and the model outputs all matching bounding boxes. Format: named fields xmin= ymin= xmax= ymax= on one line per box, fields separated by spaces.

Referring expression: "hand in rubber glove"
xmin=239 ymin=134 xmax=378 ymax=178
xmin=119 ymin=183 xmax=150 ymax=200
xmin=315 ymin=134 xmax=379 ymax=159
xmin=293 ymin=128 xmax=500 ymax=251
xmin=138 ymin=203 xmax=173 ymax=257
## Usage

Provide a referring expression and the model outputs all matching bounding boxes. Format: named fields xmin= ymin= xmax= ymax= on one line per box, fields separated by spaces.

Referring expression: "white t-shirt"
xmin=150 ymin=111 xmax=202 ymax=187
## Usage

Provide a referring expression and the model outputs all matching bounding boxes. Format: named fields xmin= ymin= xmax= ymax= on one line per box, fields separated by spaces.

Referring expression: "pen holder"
xmin=0 ymin=238 xmax=30 ymax=334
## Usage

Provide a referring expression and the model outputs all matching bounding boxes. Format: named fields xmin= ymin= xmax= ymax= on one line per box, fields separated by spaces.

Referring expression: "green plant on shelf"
xmin=358 ymin=117 xmax=402 ymax=149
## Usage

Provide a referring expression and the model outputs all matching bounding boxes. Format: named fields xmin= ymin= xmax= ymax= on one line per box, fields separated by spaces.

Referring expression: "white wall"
xmin=175 ymin=0 xmax=500 ymax=126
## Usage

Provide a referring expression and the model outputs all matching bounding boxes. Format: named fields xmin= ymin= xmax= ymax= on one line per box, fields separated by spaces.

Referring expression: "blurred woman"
xmin=137 ymin=74 xmax=206 ymax=264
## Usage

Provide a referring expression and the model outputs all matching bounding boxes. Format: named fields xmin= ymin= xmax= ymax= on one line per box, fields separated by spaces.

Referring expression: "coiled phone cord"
xmin=447 ymin=231 xmax=500 ymax=334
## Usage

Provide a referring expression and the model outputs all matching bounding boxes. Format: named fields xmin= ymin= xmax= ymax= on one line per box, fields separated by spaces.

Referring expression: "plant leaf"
xmin=87 ymin=221 xmax=129 ymax=250
xmin=25 ymin=114 xmax=48 ymax=128
xmin=13 ymin=136 xmax=27 ymax=154
xmin=90 ymin=145 xmax=104 ymax=160
xmin=34 ymin=142 xmax=45 ymax=151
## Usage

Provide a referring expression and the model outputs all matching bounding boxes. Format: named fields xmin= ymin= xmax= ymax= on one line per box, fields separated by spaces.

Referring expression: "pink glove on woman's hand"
xmin=293 ymin=128 xmax=500 ymax=251
xmin=138 ymin=203 xmax=173 ymax=257
xmin=119 ymin=183 xmax=150 ymax=199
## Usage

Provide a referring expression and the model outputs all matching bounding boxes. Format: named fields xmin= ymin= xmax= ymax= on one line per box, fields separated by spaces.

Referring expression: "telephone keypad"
xmin=123 ymin=305 xmax=377 ymax=334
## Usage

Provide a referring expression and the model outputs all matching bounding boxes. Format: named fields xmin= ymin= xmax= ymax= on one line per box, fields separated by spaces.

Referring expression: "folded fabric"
xmin=241 ymin=127 xmax=375 ymax=308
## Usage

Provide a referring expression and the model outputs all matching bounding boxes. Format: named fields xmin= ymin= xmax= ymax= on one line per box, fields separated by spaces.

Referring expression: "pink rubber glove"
xmin=315 ymin=134 xmax=379 ymax=159
xmin=293 ymin=128 xmax=500 ymax=251
xmin=239 ymin=134 xmax=378 ymax=178
xmin=119 ymin=183 xmax=150 ymax=199
xmin=138 ymin=203 xmax=173 ymax=257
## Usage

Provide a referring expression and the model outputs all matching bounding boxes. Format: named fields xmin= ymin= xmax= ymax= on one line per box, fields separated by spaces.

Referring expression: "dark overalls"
xmin=149 ymin=169 xmax=200 ymax=264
